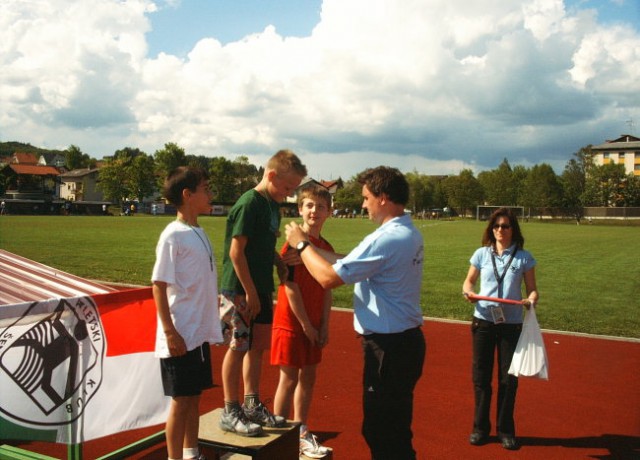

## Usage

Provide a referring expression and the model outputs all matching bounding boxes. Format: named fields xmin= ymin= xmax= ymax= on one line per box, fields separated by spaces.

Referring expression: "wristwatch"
xmin=296 ymin=240 xmax=310 ymax=254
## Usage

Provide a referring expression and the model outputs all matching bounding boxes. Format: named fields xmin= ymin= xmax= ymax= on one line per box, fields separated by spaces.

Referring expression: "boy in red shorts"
xmin=271 ymin=185 xmax=334 ymax=458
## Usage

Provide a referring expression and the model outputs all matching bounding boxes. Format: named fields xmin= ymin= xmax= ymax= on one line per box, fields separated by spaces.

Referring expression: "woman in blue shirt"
xmin=462 ymin=207 xmax=538 ymax=451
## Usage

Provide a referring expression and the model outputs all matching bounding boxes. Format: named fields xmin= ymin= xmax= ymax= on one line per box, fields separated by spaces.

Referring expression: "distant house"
xmin=0 ymin=163 xmax=61 ymax=199
xmin=38 ymin=152 xmax=66 ymax=169
xmin=10 ymin=152 xmax=39 ymax=165
xmin=284 ymin=177 xmax=338 ymax=204
xmin=59 ymin=168 xmax=105 ymax=202
xmin=591 ymin=134 xmax=640 ymax=176
xmin=320 ymin=180 xmax=341 ymax=195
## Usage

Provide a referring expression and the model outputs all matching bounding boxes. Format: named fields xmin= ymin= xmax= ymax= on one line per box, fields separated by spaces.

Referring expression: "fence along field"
xmin=0 ymin=215 xmax=638 ymax=339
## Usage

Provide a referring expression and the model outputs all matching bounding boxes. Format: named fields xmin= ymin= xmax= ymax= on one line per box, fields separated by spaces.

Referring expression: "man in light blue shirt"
xmin=333 ymin=213 xmax=424 ymax=335
xmin=285 ymin=166 xmax=426 ymax=460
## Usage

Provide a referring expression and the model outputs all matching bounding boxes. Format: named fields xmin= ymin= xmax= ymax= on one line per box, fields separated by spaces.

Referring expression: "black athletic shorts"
xmin=160 ymin=342 xmax=213 ymax=397
xmin=253 ymin=292 xmax=274 ymax=324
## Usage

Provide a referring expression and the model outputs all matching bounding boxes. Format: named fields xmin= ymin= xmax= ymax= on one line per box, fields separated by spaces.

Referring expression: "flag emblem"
xmin=0 ymin=297 xmax=104 ymax=427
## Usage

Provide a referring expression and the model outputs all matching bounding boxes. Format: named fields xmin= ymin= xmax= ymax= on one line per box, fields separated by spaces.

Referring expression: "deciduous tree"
xmin=442 ymin=169 xmax=483 ymax=217
xmin=154 ymin=143 xmax=186 ymax=188
xmin=521 ymin=163 xmax=562 ymax=217
xmin=560 ymin=146 xmax=592 ymax=222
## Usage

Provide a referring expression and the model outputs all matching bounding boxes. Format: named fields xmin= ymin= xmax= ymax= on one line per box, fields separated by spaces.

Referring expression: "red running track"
xmin=3 ymin=309 xmax=639 ymax=459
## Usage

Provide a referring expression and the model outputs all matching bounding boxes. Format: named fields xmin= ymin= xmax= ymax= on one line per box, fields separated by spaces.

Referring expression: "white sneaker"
xmin=242 ymin=402 xmax=286 ymax=427
xmin=219 ymin=407 xmax=262 ymax=437
xmin=300 ymin=433 xmax=332 ymax=459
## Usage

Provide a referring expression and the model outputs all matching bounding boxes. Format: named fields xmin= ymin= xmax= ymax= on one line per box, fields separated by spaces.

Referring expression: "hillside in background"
xmin=0 ymin=141 xmax=67 ymax=159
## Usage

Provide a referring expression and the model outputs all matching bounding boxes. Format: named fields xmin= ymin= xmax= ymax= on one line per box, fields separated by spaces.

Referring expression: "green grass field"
xmin=1 ymin=215 xmax=638 ymax=338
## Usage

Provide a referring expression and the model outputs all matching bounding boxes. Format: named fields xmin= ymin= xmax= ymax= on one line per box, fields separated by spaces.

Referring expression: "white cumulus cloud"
xmin=0 ymin=0 xmax=638 ymax=180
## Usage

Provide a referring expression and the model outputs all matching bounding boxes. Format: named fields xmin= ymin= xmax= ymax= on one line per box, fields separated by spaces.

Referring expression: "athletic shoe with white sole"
xmin=219 ymin=407 xmax=262 ymax=437
xmin=300 ymin=432 xmax=332 ymax=459
xmin=242 ymin=402 xmax=286 ymax=427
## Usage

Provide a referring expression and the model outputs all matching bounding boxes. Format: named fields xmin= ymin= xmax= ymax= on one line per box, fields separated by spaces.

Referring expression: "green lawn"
xmin=1 ymin=215 xmax=638 ymax=338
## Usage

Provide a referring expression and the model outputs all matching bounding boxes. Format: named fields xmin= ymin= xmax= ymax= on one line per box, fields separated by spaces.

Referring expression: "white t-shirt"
xmin=151 ymin=220 xmax=222 ymax=357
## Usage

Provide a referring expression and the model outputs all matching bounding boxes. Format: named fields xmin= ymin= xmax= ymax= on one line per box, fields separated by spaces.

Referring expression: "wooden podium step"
xmin=198 ymin=408 xmax=300 ymax=460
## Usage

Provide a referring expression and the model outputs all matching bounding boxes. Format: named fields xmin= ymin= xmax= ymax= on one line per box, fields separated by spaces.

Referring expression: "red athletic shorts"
xmin=271 ymin=328 xmax=322 ymax=368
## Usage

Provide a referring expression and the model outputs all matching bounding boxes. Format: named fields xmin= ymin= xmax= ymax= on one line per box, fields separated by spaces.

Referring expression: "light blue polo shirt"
xmin=333 ymin=214 xmax=424 ymax=335
xmin=470 ymin=245 xmax=537 ymax=323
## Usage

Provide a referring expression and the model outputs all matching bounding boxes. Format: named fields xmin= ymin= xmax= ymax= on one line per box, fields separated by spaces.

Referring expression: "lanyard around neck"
xmin=491 ymin=247 xmax=518 ymax=286
xmin=177 ymin=219 xmax=214 ymax=271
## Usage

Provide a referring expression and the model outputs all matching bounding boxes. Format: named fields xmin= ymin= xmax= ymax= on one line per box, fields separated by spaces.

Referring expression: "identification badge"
xmin=491 ymin=306 xmax=505 ymax=324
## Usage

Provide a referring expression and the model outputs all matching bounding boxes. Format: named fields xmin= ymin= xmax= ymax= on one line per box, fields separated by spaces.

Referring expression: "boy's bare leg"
xmin=242 ymin=324 xmax=271 ymax=397
xmin=243 ymin=347 xmax=264 ymax=397
xmin=274 ymin=365 xmax=299 ymax=419
xmin=222 ymin=347 xmax=245 ymax=402
xmin=166 ymin=396 xmax=190 ymax=459
xmin=238 ymin=324 xmax=285 ymax=427
xmin=295 ymin=365 xmax=317 ymax=428
xmin=183 ymin=396 xmax=200 ymax=452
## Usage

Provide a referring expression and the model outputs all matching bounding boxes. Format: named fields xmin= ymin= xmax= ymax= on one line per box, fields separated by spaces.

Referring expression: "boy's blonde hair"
xmin=266 ymin=149 xmax=307 ymax=177
xmin=298 ymin=185 xmax=332 ymax=209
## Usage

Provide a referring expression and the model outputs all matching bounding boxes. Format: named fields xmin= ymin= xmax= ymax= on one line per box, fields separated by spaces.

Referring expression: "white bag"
xmin=508 ymin=306 xmax=549 ymax=380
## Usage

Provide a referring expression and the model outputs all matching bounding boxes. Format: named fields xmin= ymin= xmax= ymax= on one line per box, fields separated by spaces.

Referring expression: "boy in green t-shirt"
xmin=219 ymin=149 xmax=307 ymax=436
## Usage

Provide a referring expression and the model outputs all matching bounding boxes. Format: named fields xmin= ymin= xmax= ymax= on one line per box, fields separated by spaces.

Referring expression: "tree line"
xmin=74 ymin=143 xmax=262 ymax=205
xmin=5 ymin=142 xmax=640 ymax=219
xmin=335 ymin=146 xmax=640 ymax=220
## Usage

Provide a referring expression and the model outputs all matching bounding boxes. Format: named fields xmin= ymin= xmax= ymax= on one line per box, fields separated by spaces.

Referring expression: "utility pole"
xmin=625 ymin=118 xmax=635 ymax=134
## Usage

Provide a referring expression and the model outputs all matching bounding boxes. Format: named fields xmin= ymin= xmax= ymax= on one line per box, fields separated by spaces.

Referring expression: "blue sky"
xmin=145 ymin=1 xmax=639 ymax=56
xmin=146 ymin=1 xmax=322 ymax=57
xmin=565 ymin=0 xmax=639 ymax=23
xmin=2 ymin=0 xmax=639 ymax=180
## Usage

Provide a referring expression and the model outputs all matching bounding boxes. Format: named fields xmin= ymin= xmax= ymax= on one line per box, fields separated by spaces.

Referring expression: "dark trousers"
xmin=471 ymin=318 xmax=522 ymax=437
xmin=362 ymin=327 xmax=426 ymax=460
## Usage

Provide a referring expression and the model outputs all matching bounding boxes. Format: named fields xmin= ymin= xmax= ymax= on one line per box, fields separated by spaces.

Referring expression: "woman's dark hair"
xmin=163 ymin=166 xmax=209 ymax=206
xmin=357 ymin=166 xmax=409 ymax=205
xmin=481 ymin=207 xmax=525 ymax=249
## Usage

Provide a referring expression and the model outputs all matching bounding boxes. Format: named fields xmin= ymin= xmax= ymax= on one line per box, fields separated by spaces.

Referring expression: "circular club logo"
xmin=0 ymin=296 xmax=105 ymax=427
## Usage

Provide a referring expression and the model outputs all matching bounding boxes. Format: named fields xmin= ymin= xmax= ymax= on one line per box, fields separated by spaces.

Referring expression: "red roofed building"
xmin=1 ymin=163 xmax=60 ymax=199
xmin=320 ymin=179 xmax=342 ymax=195
xmin=10 ymin=152 xmax=39 ymax=165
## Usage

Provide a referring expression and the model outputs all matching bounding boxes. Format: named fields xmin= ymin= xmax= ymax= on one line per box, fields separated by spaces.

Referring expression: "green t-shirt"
xmin=220 ymin=188 xmax=280 ymax=294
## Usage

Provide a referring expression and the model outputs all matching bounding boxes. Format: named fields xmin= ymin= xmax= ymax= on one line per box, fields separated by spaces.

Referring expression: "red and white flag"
xmin=0 ymin=288 xmax=170 ymax=444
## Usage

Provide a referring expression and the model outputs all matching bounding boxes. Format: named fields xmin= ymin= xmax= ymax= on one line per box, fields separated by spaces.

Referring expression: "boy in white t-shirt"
xmin=152 ymin=166 xmax=222 ymax=460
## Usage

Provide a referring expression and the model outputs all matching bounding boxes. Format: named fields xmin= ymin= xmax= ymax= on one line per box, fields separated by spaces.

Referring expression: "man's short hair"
xmin=357 ymin=166 xmax=409 ymax=205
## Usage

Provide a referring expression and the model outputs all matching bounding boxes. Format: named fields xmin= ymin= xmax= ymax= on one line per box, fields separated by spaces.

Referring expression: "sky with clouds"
xmin=1 ymin=0 xmax=639 ymax=180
